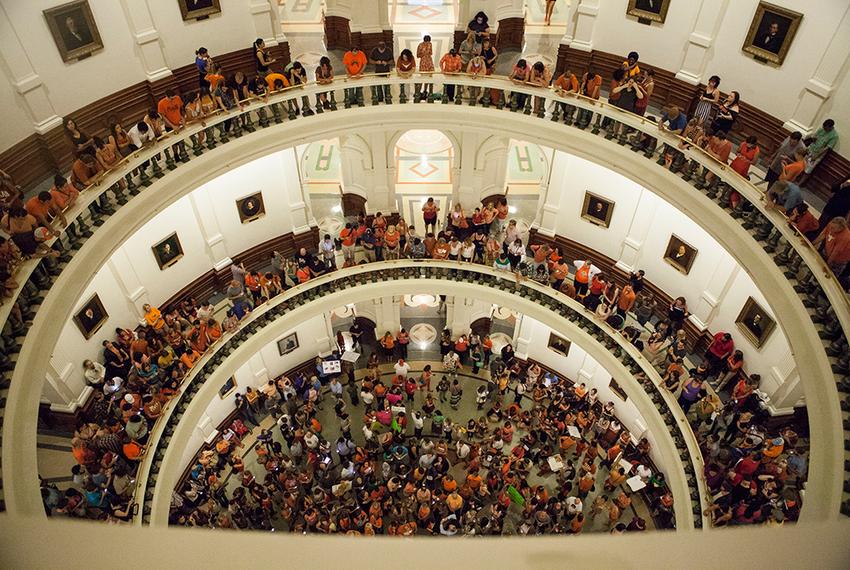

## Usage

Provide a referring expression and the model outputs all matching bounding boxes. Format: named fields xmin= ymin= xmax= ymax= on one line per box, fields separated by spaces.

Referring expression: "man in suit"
xmin=61 ymin=13 xmax=93 ymax=50
xmin=757 ymin=21 xmax=784 ymax=54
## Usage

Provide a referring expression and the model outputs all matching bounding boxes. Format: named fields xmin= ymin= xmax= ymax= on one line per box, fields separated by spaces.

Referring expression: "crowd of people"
xmin=11 ymin=12 xmax=819 ymax=531
xmin=172 ymin=345 xmax=667 ymax=535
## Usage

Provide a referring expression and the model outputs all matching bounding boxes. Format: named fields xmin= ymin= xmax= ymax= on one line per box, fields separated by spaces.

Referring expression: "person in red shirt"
xmin=704 ymin=332 xmax=734 ymax=376
xmin=342 ymin=46 xmax=367 ymax=105
xmin=788 ymin=203 xmax=819 ymax=239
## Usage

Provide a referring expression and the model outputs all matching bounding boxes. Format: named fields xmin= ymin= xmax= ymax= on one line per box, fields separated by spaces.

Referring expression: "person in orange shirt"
xmin=617 ymin=284 xmax=636 ymax=318
xmin=779 ymin=149 xmax=807 ymax=184
xmin=813 ymin=217 xmax=850 ymax=274
xmin=204 ymin=61 xmax=225 ymax=91
xmin=142 ymin=303 xmax=165 ymax=331
xmin=157 ymin=90 xmax=184 ymax=132
xmin=71 ymin=152 xmax=103 ymax=188
xmin=439 ymin=48 xmax=463 ymax=101
xmin=578 ymin=66 xmax=602 ymax=126
xmin=49 ymin=174 xmax=80 ymax=211
xmin=339 ymin=222 xmax=357 ymax=265
xmin=342 ymin=46 xmax=367 ymax=105
xmin=265 ymin=71 xmax=289 ymax=92
xmin=25 ymin=191 xmax=66 ymax=231
xmin=180 ymin=348 xmax=201 ymax=370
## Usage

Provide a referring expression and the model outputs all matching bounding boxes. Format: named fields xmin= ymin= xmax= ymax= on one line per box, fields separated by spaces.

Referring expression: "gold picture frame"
xmin=218 ymin=377 xmax=236 ymax=399
xmin=663 ymin=234 xmax=698 ymax=275
xmin=236 ymin=192 xmax=266 ymax=224
xmin=581 ymin=192 xmax=615 ymax=228
xmin=609 ymin=378 xmax=628 ymax=402
xmin=152 ymin=232 xmax=184 ymax=270
xmin=547 ymin=332 xmax=571 ymax=357
xmin=43 ymin=1 xmax=104 ymax=63
xmin=626 ymin=0 xmax=671 ymax=24
xmin=73 ymin=293 xmax=108 ymax=339
xmin=178 ymin=0 xmax=222 ymax=21
xmin=735 ymin=297 xmax=776 ymax=349
xmin=742 ymin=2 xmax=803 ymax=66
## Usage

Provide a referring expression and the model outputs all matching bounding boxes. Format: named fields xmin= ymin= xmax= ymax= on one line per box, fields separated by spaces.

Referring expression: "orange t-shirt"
xmin=554 ymin=73 xmax=578 ymax=92
xmin=205 ymin=73 xmax=225 ymax=90
xmin=343 ymin=50 xmax=367 ymax=76
xmin=780 ymin=160 xmax=804 ymax=182
xmin=265 ymin=73 xmax=290 ymax=91
xmin=340 ymin=227 xmax=356 ymax=247
xmin=25 ymin=197 xmax=51 ymax=220
xmin=440 ymin=54 xmax=462 ymax=73
xmin=157 ymin=96 xmax=184 ymax=127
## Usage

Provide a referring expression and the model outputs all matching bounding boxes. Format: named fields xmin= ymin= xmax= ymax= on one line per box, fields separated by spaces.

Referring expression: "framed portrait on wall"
xmin=581 ymin=192 xmax=615 ymax=228
xmin=742 ymin=2 xmax=803 ymax=66
xmin=736 ymin=297 xmax=776 ymax=348
xmin=626 ymin=0 xmax=671 ymax=24
xmin=178 ymin=0 xmax=222 ymax=21
xmin=663 ymin=234 xmax=698 ymax=274
xmin=43 ymin=1 xmax=104 ymax=63
xmin=609 ymin=379 xmax=628 ymax=402
xmin=547 ymin=332 xmax=571 ymax=357
xmin=152 ymin=232 xmax=184 ymax=270
xmin=277 ymin=332 xmax=299 ymax=356
xmin=73 ymin=294 xmax=108 ymax=339
xmin=218 ymin=377 xmax=236 ymax=399
xmin=236 ymin=192 xmax=266 ymax=224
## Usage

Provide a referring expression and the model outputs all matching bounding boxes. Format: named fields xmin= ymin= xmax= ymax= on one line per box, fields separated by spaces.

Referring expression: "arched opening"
xmin=394 ymin=129 xmax=456 ymax=235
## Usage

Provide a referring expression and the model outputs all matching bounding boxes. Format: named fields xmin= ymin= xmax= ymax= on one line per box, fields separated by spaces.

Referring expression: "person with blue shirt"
xmin=766 ymin=180 xmax=803 ymax=214
xmin=658 ymin=105 xmax=687 ymax=135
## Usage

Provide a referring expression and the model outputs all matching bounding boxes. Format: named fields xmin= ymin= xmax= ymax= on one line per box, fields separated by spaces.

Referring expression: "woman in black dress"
xmin=102 ymin=340 xmax=131 ymax=380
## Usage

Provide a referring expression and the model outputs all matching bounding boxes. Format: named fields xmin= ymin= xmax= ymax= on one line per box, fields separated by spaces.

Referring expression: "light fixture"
xmin=419 ymin=154 xmax=428 ymax=168
xmin=508 ymin=205 xmax=517 ymax=214
xmin=418 ymin=342 xmax=428 ymax=350
xmin=331 ymin=204 xmax=342 ymax=214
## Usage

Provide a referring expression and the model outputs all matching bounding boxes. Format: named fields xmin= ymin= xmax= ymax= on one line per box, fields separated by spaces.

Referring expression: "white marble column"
xmin=249 ymin=0 xmax=287 ymax=47
xmin=447 ymin=296 xmax=477 ymax=337
xmin=495 ymin=0 xmax=524 ymax=21
xmin=0 ymin=4 xmax=62 ymax=133
xmin=534 ymin=150 xmax=568 ymax=236
xmin=349 ymin=0 xmax=385 ymax=34
xmin=279 ymin=147 xmax=315 ymax=233
xmin=615 ymin=189 xmax=659 ymax=273
xmin=783 ymin=4 xmax=850 ymax=133
xmin=513 ymin=312 xmax=536 ymax=360
xmin=576 ymin=352 xmax=599 ymax=386
xmin=319 ymin=311 xmax=336 ymax=355
xmin=339 ymin=134 xmax=373 ymax=201
xmin=247 ymin=352 xmax=270 ymax=386
xmin=325 ymin=0 xmax=353 ymax=18
xmin=560 ymin=0 xmax=581 ymax=45
xmin=373 ymin=296 xmax=400 ymax=339
xmin=674 ymin=0 xmax=730 ymax=85
xmin=689 ymin=258 xmax=739 ymax=331
xmin=187 ymin=190 xmax=231 ymax=271
xmin=766 ymin=370 xmax=804 ymax=416
xmin=456 ymin=132 xmax=481 ymax=206
xmin=473 ymin=137 xmax=509 ymax=202
xmin=119 ymin=0 xmax=171 ymax=81
xmin=107 ymin=248 xmax=150 ymax=317
xmin=570 ymin=0 xmax=600 ymax=52
xmin=367 ymin=131 xmax=393 ymax=213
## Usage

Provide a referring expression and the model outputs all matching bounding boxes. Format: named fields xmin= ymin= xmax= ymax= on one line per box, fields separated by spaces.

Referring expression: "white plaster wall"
xmin=196 ymin=152 xmax=296 ymax=256
xmin=551 ymin=152 xmax=644 ymax=261
xmin=1 ymin=0 xmax=143 ymax=120
xmin=0 ymin=62 xmax=37 ymax=151
xmin=148 ymin=0 xmax=258 ymax=70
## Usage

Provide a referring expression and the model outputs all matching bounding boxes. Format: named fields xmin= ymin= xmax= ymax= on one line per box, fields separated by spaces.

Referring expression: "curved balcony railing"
xmin=135 ymin=260 xmax=706 ymax=530
xmin=0 ymin=72 xmax=846 ymax=520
